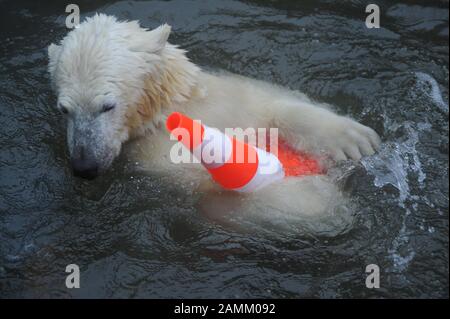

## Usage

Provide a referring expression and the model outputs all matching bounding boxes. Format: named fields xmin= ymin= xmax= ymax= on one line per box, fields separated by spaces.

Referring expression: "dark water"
xmin=0 ymin=0 xmax=448 ymax=298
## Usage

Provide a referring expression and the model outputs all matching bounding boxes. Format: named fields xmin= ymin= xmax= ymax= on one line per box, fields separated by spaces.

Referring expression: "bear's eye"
xmin=102 ymin=103 xmax=116 ymax=113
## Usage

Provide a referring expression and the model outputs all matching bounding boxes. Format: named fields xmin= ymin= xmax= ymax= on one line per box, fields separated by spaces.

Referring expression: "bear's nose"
xmin=71 ymin=157 xmax=99 ymax=180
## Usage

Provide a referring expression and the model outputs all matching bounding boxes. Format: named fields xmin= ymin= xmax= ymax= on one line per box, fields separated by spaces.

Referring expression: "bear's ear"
xmin=146 ymin=24 xmax=171 ymax=53
xmin=48 ymin=43 xmax=62 ymax=79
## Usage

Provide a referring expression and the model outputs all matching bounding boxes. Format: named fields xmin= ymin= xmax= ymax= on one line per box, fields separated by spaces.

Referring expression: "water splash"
xmin=362 ymin=122 xmax=427 ymax=200
xmin=415 ymin=72 xmax=448 ymax=114
xmin=361 ymin=122 xmax=430 ymax=271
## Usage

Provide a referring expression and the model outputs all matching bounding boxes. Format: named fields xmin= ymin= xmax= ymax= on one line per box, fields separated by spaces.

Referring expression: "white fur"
xmin=49 ymin=14 xmax=381 ymax=233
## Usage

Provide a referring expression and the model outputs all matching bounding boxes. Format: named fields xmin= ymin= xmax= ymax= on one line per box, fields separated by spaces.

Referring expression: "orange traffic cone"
xmin=166 ymin=112 xmax=322 ymax=192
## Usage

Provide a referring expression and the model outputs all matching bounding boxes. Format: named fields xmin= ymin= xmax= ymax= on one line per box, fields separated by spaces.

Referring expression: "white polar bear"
xmin=48 ymin=14 xmax=380 ymax=231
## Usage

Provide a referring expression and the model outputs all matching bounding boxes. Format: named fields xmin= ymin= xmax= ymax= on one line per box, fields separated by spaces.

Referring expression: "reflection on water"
xmin=0 ymin=0 xmax=448 ymax=298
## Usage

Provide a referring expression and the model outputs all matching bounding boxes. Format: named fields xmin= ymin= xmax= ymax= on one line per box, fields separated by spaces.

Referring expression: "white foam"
xmin=361 ymin=122 xmax=429 ymax=271
xmin=415 ymin=72 xmax=448 ymax=113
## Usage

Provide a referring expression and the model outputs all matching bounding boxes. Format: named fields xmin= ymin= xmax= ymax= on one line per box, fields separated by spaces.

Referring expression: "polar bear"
xmin=48 ymin=14 xmax=380 ymax=231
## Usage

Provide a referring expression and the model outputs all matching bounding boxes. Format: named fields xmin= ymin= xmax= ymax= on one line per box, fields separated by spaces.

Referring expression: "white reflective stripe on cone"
xmin=235 ymin=147 xmax=285 ymax=193
xmin=192 ymin=125 xmax=233 ymax=169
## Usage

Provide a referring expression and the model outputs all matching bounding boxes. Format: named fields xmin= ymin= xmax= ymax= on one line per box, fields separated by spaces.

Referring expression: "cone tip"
xmin=166 ymin=112 xmax=182 ymax=132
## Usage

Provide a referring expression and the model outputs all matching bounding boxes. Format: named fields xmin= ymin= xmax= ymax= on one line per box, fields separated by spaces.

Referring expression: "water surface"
xmin=0 ymin=0 xmax=448 ymax=298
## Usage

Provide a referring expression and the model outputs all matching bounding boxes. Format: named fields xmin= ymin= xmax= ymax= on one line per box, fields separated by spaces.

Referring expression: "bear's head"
xmin=48 ymin=14 xmax=198 ymax=179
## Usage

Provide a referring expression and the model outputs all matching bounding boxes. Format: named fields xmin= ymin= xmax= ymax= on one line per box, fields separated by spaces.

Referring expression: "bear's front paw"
xmin=326 ymin=117 xmax=381 ymax=161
